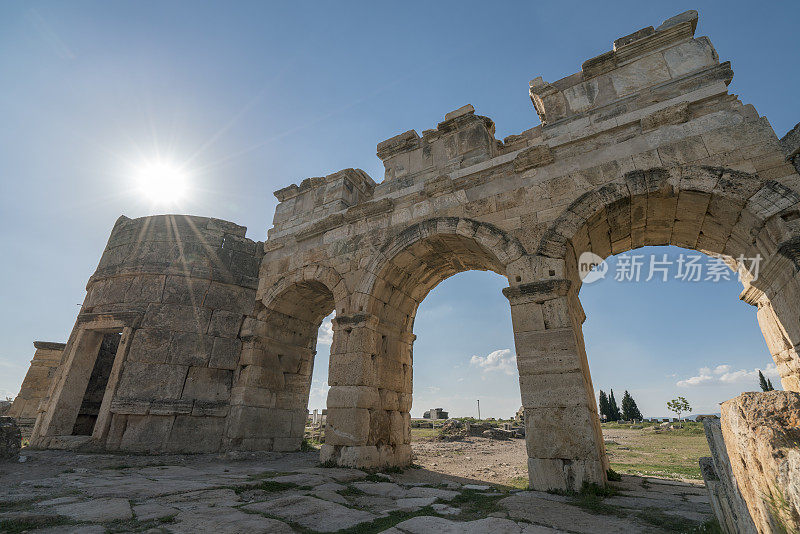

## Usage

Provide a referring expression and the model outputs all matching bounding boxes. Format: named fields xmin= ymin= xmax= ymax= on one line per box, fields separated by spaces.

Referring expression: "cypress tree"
xmin=621 ymin=390 xmax=643 ymax=421
xmin=759 ymin=370 xmax=774 ymax=391
xmin=598 ymin=390 xmax=609 ymax=421
xmin=767 ymin=378 xmax=774 ymax=391
xmin=608 ymin=389 xmax=621 ymax=421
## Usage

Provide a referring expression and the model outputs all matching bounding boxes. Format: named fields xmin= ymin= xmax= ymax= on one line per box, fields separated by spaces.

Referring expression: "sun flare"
xmin=134 ymin=160 xmax=189 ymax=204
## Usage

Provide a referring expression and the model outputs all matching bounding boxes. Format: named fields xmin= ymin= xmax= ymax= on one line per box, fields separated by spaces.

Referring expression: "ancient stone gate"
xmin=27 ymin=11 xmax=800 ymax=492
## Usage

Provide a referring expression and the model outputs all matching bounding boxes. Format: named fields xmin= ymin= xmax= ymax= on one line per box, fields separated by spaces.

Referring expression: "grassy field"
xmin=409 ymin=419 xmax=711 ymax=482
xmin=603 ymin=421 xmax=710 ymax=480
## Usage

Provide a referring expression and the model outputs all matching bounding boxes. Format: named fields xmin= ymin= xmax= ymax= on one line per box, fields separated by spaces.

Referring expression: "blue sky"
xmin=1 ymin=2 xmax=797 ymax=417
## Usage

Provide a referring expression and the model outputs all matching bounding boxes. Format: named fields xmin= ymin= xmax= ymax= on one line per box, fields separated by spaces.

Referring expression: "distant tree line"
xmin=598 ymin=389 xmax=642 ymax=421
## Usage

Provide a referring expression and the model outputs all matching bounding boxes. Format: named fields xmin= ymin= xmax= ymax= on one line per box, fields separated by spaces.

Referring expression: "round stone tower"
xmin=30 ymin=214 xmax=263 ymax=453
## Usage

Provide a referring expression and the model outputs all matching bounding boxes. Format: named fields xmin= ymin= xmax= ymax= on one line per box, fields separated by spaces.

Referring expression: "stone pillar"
xmin=504 ymin=279 xmax=607 ymax=492
xmin=743 ymin=269 xmax=800 ymax=393
xmin=321 ymin=313 xmax=411 ymax=468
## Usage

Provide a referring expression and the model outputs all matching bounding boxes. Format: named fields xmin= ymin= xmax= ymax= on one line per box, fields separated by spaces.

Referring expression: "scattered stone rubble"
xmin=11 ymin=9 xmax=800 ymax=495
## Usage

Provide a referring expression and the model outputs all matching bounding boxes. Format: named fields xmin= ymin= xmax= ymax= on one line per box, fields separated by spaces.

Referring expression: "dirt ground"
xmin=409 ymin=423 xmax=711 ymax=487
xmin=410 ymin=432 xmax=529 ymax=488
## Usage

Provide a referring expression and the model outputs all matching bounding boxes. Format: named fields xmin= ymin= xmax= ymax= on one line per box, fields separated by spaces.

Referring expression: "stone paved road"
xmin=0 ymin=450 xmax=713 ymax=533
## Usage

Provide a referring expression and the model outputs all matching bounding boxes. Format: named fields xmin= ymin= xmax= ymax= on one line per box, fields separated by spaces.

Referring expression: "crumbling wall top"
xmin=91 ymin=214 xmax=263 ymax=290
xmin=376 ymin=104 xmax=498 ymax=183
xmin=528 ymin=10 xmax=726 ymax=126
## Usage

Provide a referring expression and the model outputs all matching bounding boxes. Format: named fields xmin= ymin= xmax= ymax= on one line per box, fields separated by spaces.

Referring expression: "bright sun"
xmin=135 ymin=160 xmax=189 ymax=204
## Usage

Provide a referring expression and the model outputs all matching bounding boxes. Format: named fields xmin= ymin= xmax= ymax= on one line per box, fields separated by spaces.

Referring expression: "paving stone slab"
xmin=499 ymin=493 xmax=649 ymax=534
xmin=31 ymin=525 xmax=106 ymax=534
xmin=49 ymin=497 xmax=133 ymax=522
xmin=132 ymin=501 xmax=181 ymax=521
xmin=243 ymin=494 xmax=378 ymax=532
xmin=167 ymin=506 xmax=293 ymax=534
xmin=385 ymin=516 xmax=555 ymax=533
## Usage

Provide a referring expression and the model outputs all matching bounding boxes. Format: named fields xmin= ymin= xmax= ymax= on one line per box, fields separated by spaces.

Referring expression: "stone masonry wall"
xmin=7 ymin=341 xmax=65 ymax=439
xmin=31 ymin=215 xmax=263 ymax=453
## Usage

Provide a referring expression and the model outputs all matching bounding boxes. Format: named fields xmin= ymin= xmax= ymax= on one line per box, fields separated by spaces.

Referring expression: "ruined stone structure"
xmin=24 ymin=11 xmax=800 ymax=492
xmin=7 ymin=341 xmax=65 ymax=438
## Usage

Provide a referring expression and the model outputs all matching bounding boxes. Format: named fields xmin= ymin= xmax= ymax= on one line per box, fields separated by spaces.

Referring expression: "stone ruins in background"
xmin=10 ymin=12 xmax=800 ymax=518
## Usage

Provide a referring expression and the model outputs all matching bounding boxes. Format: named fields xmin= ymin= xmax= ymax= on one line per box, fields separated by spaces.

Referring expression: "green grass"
xmin=602 ymin=424 xmax=709 ymax=480
xmin=338 ymin=485 xmax=366 ymax=497
xmin=409 ymin=427 xmax=440 ymax=439
xmin=0 ymin=498 xmax=44 ymax=513
xmin=635 ymin=507 xmax=720 ymax=533
xmin=610 ymin=462 xmax=702 ymax=480
xmin=334 ymin=506 xmax=439 ymax=534
xmin=247 ymin=471 xmax=291 ymax=480
xmin=106 ymin=514 xmax=177 ymax=533
xmin=508 ymin=476 xmax=529 ymax=490
xmin=546 ymin=482 xmax=622 ymax=517
xmin=0 ymin=515 xmax=78 ymax=533
xmin=231 ymin=480 xmax=298 ymax=495
xmin=448 ymin=489 xmax=507 ymax=520
xmin=300 ymin=438 xmax=321 ymax=452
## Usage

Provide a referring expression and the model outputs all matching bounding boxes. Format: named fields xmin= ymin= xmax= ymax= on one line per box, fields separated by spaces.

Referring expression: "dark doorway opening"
xmin=71 ymin=332 xmax=120 ymax=436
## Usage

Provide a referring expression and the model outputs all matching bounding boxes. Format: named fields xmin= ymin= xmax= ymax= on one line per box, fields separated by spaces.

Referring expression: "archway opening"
xmin=411 ymin=270 xmax=527 ymax=486
xmin=307 ymin=311 xmax=334 ymax=441
xmin=323 ymin=220 xmax=525 ymax=470
xmin=579 ymin=245 xmax=779 ymax=480
xmin=228 ymin=279 xmax=335 ymax=451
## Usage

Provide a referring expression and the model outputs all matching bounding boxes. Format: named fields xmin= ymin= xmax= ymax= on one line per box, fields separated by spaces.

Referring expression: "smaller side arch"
xmin=261 ymin=263 xmax=348 ymax=316
xmin=226 ymin=263 xmax=345 ymax=452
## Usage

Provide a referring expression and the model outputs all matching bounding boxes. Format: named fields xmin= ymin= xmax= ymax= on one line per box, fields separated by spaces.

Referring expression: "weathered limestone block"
xmin=641 ymin=102 xmax=690 ymax=131
xmin=700 ymin=417 xmax=758 ymax=534
xmin=166 ymin=415 xmax=224 ymax=453
xmin=721 ymin=392 xmax=800 ymax=533
xmin=208 ymin=337 xmax=242 ymax=370
xmin=0 ymin=417 xmax=22 ymax=458
xmin=182 ymin=367 xmax=233 ymax=403
xmin=513 ymin=145 xmax=554 ymax=172
xmin=115 ymin=362 xmax=189 ymax=400
xmin=118 ymin=415 xmax=173 ymax=452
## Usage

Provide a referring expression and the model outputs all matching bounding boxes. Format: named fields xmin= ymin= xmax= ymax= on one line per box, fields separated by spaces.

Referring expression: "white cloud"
xmin=308 ymin=379 xmax=330 ymax=410
xmin=470 ymin=349 xmax=516 ymax=375
xmin=317 ymin=317 xmax=333 ymax=346
xmin=677 ymin=363 xmax=779 ymax=388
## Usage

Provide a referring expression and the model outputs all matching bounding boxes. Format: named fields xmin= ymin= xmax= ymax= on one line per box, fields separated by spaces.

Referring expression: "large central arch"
xmin=535 ymin=165 xmax=800 ymax=393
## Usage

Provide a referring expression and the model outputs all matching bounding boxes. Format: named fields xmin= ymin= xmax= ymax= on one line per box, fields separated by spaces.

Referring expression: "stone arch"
xmin=533 ymin=165 xmax=800 ymax=391
xmin=226 ymin=264 xmax=345 ymax=452
xmin=322 ymin=217 xmax=527 ymax=471
xmin=354 ymin=217 xmax=526 ymax=328
xmin=262 ymin=264 xmax=348 ymax=315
